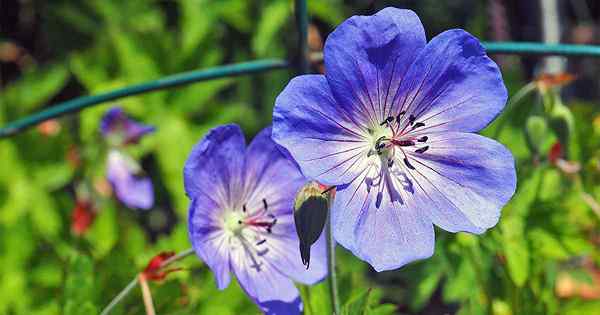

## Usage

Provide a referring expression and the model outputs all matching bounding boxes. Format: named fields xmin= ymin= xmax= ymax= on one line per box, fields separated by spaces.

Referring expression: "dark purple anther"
xmin=415 ymin=146 xmax=429 ymax=154
xmin=403 ymin=158 xmax=415 ymax=170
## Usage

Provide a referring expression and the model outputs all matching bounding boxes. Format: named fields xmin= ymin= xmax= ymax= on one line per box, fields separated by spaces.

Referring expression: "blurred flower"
xmin=101 ymin=107 xmax=155 ymax=146
xmin=37 ymin=119 xmax=61 ymax=137
xmin=273 ymin=8 xmax=516 ymax=271
xmin=106 ymin=150 xmax=153 ymax=210
xmin=142 ymin=251 xmax=183 ymax=282
xmin=556 ymin=262 xmax=600 ymax=300
xmin=548 ymin=142 xmax=581 ymax=174
xmin=535 ymin=73 xmax=576 ymax=93
xmin=71 ymin=198 xmax=96 ymax=236
xmin=185 ymin=124 xmax=327 ymax=314
xmin=66 ymin=145 xmax=81 ymax=169
xmin=101 ymin=107 xmax=155 ymax=210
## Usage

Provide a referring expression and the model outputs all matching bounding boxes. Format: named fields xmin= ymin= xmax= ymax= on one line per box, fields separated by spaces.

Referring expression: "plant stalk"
xmin=326 ymin=214 xmax=341 ymax=315
xmin=99 ymin=247 xmax=195 ymax=315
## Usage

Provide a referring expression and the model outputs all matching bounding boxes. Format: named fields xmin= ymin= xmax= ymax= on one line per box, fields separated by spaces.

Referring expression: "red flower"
xmin=548 ymin=142 xmax=563 ymax=164
xmin=142 ymin=252 xmax=183 ymax=281
xmin=71 ymin=200 xmax=96 ymax=236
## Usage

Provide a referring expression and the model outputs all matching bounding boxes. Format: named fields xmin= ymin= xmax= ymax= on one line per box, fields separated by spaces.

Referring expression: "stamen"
xmin=387 ymin=158 xmax=394 ymax=168
xmin=242 ymin=204 xmax=247 ymax=212
xmin=391 ymin=139 xmax=415 ymax=147
xmin=379 ymin=116 xmax=394 ymax=126
xmin=396 ymin=111 xmax=406 ymax=122
xmin=415 ymin=146 xmax=429 ymax=154
xmin=408 ymin=114 xmax=416 ymax=125
xmin=403 ymin=158 xmax=415 ymax=170
xmin=262 ymin=198 xmax=268 ymax=211
xmin=256 ymin=239 xmax=266 ymax=246
xmin=412 ymin=122 xmax=425 ymax=130
xmin=417 ymin=136 xmax=428 ymax=142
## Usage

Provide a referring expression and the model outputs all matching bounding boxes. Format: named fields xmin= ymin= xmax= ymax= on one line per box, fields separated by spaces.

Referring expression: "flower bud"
xmin=293 ymin=181 xmax=331 ymax=268
xmin=525 ymin=115 xmax=548 ymax=154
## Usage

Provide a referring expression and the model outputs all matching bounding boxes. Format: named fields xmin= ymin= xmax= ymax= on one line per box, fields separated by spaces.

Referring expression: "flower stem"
xmin=139 ymin=274 xmax=156 ymax=315
xmin=326 ymin=214 xmax=341 ymax=314
xmin=99 ymin=247 xmax=195 ymax=315
xmin=492 ymin=82 xmax=536 ymax=139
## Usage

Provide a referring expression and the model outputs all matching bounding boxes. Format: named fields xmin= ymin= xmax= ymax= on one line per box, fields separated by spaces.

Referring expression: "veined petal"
xmin=106 ymin=150 xmax=154 ymax=210
xmin=188 ymin=197 xmax=232 ymax=289
xmin=273 ymin=75 xmax=370 ymax=186
xmin=331 ymin=165 xmax=434 ymax=271
xmin=231 ymin=244 xmax=302 ymax=315
xmin=244 ymin=126 xmax=306 ymax=214
xmin=393 ymin=29 xmax=507 ymax=133
xmin=183 ymin=124 xmax=245 ymax=207
xmin=405 ymin=131 xmax=516 ymax=232
xmin=324 ymin=8 xmax=426 ymax=124
xmin=268 ymin=223 xmax=328 ymax=285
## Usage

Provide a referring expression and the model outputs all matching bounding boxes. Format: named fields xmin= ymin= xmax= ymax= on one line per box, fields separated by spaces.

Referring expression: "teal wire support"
xmin=3 ymin=42 xmax=600 ymax=138
xmin=483 ymin=42 xmax=600 ymax=57
xmin=0 ymin=59 xmax=288 ymax=138
xmin=295 ymin=0 xmax=309 ymax=74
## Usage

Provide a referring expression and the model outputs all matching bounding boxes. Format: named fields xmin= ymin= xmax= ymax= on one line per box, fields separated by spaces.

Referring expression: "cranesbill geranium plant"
xmin=273 ymin=8 xmax=517 ymax=271
xmin=184 ymin=124 xmax=327 ymax=314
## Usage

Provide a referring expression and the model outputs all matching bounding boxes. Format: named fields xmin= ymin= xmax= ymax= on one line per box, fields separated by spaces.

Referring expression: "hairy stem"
xmin=326 ymin=214 xmax=341 ymax=314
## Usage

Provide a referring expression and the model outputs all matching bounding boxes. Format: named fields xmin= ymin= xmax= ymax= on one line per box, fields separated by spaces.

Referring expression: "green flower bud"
xmin=293 ymin=181 xmax=332 ymax=268
xmin=525 ymin=115 xmax=548 ymax=154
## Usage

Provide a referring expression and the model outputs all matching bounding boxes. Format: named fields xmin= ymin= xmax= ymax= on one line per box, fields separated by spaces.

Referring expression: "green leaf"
xmin=1 ymin=64 xmax=69 ymax=113
xmin=85 ymin=202 xmax=118 ymax=259
xmin=179 ymin=0 xmax=215 ymax=57
xmin=501 ymin=216 xmax=530 ymax=287
xmin=252 ymin=0 xmax=291 ymax=56
xmin=342 ymin=289 xmax=371 ymax=315
xmin=528 ymin=228 xmax=569 ymax=260
xmin=64 ymin=253 xmax=97 ymax=315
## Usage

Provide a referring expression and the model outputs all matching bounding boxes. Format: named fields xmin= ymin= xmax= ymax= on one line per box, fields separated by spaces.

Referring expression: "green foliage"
xmin=1 ymin=1 xmax=599 ymax=315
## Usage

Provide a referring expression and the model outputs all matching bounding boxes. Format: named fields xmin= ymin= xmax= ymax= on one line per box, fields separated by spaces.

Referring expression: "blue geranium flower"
xmin=184 ymin=124 xmax=327 ymax=315
xmin=272 ymin=8 xmax=517 ymax=271
xmin=101 ymin=107 xmax=155 ymax=210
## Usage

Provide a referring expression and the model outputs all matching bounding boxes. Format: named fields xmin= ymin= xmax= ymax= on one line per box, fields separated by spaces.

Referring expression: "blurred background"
xmin=1 ymin=0 xmax=599 ymax=314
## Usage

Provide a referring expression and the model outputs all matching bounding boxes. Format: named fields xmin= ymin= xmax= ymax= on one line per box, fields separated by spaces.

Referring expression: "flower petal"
xmin=332 ymin=166 xmax=434 ymax=271
xmin=405 ymin=131 xmax=516 ymax=232
xmin=244 ymin=126 xmax=306 ymax=212
xmin=240 ymin=127 xmax=328 ymax=284
xmin=324 ymin=8 xmax=426 ymax=124
xmin=106 ymin=150 xmax=154 ymax=209
xmin=188 ymin=197 xmax=232 ymax=289
xmin=231 ymin=247 xmax=302 ymax=315
xmin=273 ymin=75 xmax=370 ymax=186
xmin=393 ymin=29 xmax=507 ymax=133
xmin=183 ymin=124 xmax=245 ymax=206
xmin=101 ymin=107 xmax=155 ymax=144
xmin=268 ymin=221 xmax=328 ymax=285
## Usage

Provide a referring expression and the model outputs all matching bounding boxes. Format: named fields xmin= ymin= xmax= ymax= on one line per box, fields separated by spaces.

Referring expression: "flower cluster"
xmin=184 ymin=6 xmax=517 ymax=313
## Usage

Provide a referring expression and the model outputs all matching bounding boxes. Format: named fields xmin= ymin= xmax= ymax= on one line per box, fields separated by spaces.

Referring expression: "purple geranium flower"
xmin=101 ymin=107 xmax=155 ymax=210
xmin=185 ymin=124 xmax=327 ymax=314
xmin=101 ymin=107 xmax=155 ymax=145
xmin=106 ymin=150 xmax=154 ymax=210
xmin=273 ymin=8 xmax=516 ymax=271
